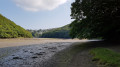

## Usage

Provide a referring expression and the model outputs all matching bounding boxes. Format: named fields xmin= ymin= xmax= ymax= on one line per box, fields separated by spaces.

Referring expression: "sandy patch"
xmin=0 ymin=38 xmax=88 ymax=48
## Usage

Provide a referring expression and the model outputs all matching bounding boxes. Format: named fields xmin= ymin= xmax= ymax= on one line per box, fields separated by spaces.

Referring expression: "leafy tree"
xmin=70 ymin=0 xmax=120 ymax=40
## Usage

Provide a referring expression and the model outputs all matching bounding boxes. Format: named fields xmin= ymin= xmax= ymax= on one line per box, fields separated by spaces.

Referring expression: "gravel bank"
xmin=44 ymin=42 xmax=97 ymax=67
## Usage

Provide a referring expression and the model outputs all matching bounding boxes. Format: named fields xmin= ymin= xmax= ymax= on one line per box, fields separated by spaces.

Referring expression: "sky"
xmin=0 ymin=0 xmax=74 ymax=30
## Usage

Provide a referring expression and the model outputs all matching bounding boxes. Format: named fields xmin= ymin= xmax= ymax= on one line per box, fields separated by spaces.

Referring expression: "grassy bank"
xmin=90 ymin=48 xmax=120 ymax=67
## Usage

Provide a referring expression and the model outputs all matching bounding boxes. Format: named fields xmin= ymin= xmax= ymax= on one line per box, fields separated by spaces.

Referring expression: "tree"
xmin=70 ymin=0 xmax=120 ymax=40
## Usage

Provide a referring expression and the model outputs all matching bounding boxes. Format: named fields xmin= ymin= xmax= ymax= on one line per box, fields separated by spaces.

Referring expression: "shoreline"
xmin=0 ymin=38 xmax=89 ymax=48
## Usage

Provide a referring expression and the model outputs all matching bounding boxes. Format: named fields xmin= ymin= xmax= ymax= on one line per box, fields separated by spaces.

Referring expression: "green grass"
xmin=90 ymin=48 xmax=120 ymax=67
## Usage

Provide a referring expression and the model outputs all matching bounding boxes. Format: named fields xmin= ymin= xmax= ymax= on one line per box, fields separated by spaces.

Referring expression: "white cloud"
xmin=13 ymin=0 xmax=68 ymax=12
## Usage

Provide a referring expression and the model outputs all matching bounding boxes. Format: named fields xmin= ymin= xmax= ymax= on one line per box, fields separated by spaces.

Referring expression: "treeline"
xmin=27 ymin=29 xmax=44 ymax=38
xmin=0 ymin=14 xmax=32 ymax=38
xmin=28 ymin=25 xmax=71 ymax=38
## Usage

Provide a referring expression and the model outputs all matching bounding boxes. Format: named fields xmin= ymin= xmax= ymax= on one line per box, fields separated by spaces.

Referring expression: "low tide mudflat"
xmin=0 ymin=38 xmax=91 ymax=67
xmin=1 ymin=38 xmax=117 ymax=67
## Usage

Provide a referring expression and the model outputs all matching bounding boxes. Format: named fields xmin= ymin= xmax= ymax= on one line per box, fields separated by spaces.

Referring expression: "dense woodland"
xmin=70 ymin=0 xmax=120 ymax=41
xmin=0 ymin=14 xmax=32 ymax=38
xmin=28 ymin=25 xmax=71 ymax=38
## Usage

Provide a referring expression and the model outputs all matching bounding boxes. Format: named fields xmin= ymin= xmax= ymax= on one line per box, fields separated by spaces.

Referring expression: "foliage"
xmin=0 ymin=14 xmax=32 ymax=38
xmin=28 ymin=25 xmax=71 ymax=38
xmin=90 ymin=48 xmax=120 ymax=67
xmin=70 ymin=0 xmax=120 ymax=40
xmin=41 ymin=25 xmax=70 ymax=38
xmin=27 ymin=29 xmax=42 ymax=38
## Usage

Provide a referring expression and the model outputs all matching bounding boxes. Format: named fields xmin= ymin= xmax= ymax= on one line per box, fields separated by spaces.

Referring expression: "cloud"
xmin=13 ymin=0 xmax=68 ymax=12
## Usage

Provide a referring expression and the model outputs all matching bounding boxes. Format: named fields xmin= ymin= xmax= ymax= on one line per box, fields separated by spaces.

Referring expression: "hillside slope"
xmin=28 ymin=25 xmax=71 ymax=38
xmin=0 ymin=14 xmax=32 ymax=38
xmin=41 ymin=25 xmax=70 ymax=38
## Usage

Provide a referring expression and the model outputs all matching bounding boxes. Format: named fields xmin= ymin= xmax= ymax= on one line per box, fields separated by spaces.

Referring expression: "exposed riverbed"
xmin=0 ymin=38 xmax=96 ymax=67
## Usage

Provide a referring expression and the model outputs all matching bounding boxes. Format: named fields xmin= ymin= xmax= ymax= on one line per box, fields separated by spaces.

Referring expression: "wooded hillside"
xmin=0 ymin=14 xmax=32 ymax=38
xmin=28 ymin=25 xmax=71 ymax=38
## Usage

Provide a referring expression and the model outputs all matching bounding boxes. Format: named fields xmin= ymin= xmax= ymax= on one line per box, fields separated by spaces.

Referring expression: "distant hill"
xmin=0 ymin=14 xmax=32 ymax=38
xmin=28 ymin=24 xmax=71 ymax=38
